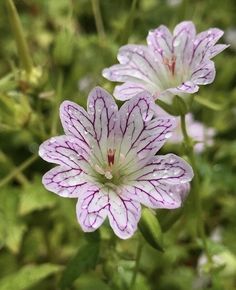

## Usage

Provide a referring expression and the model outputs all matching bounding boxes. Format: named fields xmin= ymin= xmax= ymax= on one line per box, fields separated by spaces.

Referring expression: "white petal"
xmin=76 ymin=186 xmax=141 ymax=239
xmin=114 ymin=82 xmax=146 ymax=101
xmin=191 ymin=61 xmax=216 ymax=85
xmin=77 ymin=186 xmax=108 ymax=232
xmin=147 ymin=25 xmax=173 ymax=59
xmin=126 ymin=154 xmax=193 ymax=208
xmin=108 ymin=190 xmax=141 ymax=239
xmin=38 ymin=135 xmax=90 ymax=170
xmin=117 ymin=95 xmax=176 ymax=164
xmin=43 ymin=166 xmax=89 ymax=197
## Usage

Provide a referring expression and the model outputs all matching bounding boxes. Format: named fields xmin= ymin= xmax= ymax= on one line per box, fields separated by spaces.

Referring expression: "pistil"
xmin=107 ymin=148 xmax=116 ymax=166
xmin=163 ymin=55 xmax=176 ymax=76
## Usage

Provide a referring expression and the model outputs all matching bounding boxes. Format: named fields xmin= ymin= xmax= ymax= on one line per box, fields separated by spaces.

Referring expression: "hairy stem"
xmin=130 ymin=239 xmax=143 ymax=288
xmin=3 ymin=153 xmax=29 ymax=186
xmin=0 ymin=154 xmax=38 ymax=188
xmin=6 ymin=0 xmax=33 ymax=73
xmin=120 ymin=0 xmax=138 ymax=45
xmin=91 ymin=0 xmax=106 ymax=42
xmin=180 ymin=114 xmax=212 ymax=263
xmin=51 ymin=72 xmax=63 ymax=136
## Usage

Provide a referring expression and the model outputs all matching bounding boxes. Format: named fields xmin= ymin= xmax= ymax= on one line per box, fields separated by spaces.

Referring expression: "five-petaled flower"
xmin=103 ymin=21 xmax=229 ymax=104
xmin=39 ymin=87 xmax=193 ymax=239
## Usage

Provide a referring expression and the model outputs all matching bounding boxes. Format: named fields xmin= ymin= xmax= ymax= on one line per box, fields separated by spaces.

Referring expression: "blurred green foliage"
xmin=0 ymin=0 xmax=236 ymax=289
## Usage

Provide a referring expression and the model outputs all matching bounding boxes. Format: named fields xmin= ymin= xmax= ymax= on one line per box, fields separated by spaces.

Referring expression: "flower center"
xmin=90 ymin=142 xmax=135 ymax=189
xmin=93 ymin=148 xmax=121 ymax=184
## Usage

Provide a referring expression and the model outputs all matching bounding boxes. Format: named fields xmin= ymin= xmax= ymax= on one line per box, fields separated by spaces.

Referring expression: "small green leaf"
xmin=74 ymin=275 xmax=112 ymax=290
xmin=0 ymin=264 xmax=62 ymax=290
xmin=5 ymin=224 xmax=27 ymax=254
xmin=19 ymin=176 xmax=57 ymax=215
xmin=53 ymin=30 xmax=75 ymax=65
xmin=60 ymin=242 xmax=100 ymax=289
xmin=195 ymin=95 xmax=224 ymax=110
xmin=138 ymin=208 xmax=164 ymax=252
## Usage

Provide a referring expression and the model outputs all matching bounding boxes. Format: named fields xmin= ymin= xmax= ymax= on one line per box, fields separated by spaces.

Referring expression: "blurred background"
xmin=0 ymin=0 xmax=235 ymax=289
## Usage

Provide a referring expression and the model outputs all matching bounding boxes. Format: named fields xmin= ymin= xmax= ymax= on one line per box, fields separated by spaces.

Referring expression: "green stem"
xmin=0 ymin=154 xmax=38 ymax=188
xmin=120 ymin=0 xmax=138 ymax=45
xmin=130 ymin=240 xmax=143 ymax=289
xmin=6 ymin=0 xmax=33 ymax=74
xmin=51 ymin=73 xmax=63 ymax=136
xmin=180 ymin=114 xmax=212 ymax=264
xmin=0 ymin=150 xmax=29 ymax=186
xmin=91 ymin=0 xmax=106 ymax=43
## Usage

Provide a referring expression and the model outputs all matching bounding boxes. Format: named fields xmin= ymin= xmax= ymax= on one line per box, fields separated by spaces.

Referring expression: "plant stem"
xmin=120 ymin=0 xmax=138 ymax=45
xmin=180 ymin=114 xmax=212 ymax=263
xmin=91 ymin=0 xmax=106 ymax=43
xmin=130 ymin=239 xmax=143 ymax=289
xmin=3 ymin=153 xmax=29 ymax=186
xmin=6 ymin=0 xmax=33 ymax=74
xmin=51 ymin=73 xmax=63 ymax=136
xmin=0 ymin=154 xmax=38 ymax=188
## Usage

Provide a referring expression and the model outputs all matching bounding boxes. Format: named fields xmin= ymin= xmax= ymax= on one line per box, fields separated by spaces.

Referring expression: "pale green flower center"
xmin=91 ymin=147 xmax=126 ymax=187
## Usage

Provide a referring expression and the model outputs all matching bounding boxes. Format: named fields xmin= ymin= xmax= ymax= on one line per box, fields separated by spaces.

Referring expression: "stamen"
xmin=119 ymin=153 xmax=125 ymax=163
xmin=94 ymin=164 xmax=105 ymax=175
xmin=107 ymin=148 xmax=116 ymax=166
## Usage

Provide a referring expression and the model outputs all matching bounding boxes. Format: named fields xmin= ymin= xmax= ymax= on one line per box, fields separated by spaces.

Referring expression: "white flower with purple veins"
xmin=39 ymin=87 xmax=193 ymax=239
xmin=155 ymin=106 xmax=215 ymax=153
xmin=103 ymin=21 xmax=229 ymax=103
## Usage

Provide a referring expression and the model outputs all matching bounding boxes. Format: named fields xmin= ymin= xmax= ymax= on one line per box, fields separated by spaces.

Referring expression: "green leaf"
xmin=195 ymin=95 xmax=224 ymax=110
xmin=131 ymin=274 xmax=151 ymax=290
xmin=138 ymin=208 xmax=164 ymax=252
xmin=0 ymin=187 xmax=27 ymax=253
xmin=19 ymin=176 xmax=57 ymax=215
xmin=0 ymin=264 xmax=62 ymax=290
xmin=60 ymin=242 xmax=100 ymax=289
xmin=74 ymin=275 xmax=111 ymax=290
xmin=84 ymin=230 xmax=101 ymax=244
xmin=5 ymin=223 xmax=27 ymax=254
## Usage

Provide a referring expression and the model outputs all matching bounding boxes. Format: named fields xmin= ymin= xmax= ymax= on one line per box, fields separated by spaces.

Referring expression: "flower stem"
xmin=130 ymin=239 xmax=143 ymax=289
xmin=120 ymin=0 xmax=138 ymax=45
xmin=51 ymin=72 xmax=63 ymax=136
xmin=1 ymin=151 xmax=29 ymax=186
xmin=6 ymin=0 xmax=33 ymax=74
xmin=91 ymin=0 xmax=106 ymax=43
xmin=180 ymin=114 xmax=212 ymax=264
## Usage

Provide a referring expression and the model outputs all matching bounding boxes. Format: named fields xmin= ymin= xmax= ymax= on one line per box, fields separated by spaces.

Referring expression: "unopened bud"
xmin=138 ymin=208 xmax=164 ymax=251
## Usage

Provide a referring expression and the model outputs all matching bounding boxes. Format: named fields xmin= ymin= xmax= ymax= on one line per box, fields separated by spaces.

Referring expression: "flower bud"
xmin=138 ymin=208 xmax=164 ymax=251
xmin=53 ymin=30 xmax=75 ymax=65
